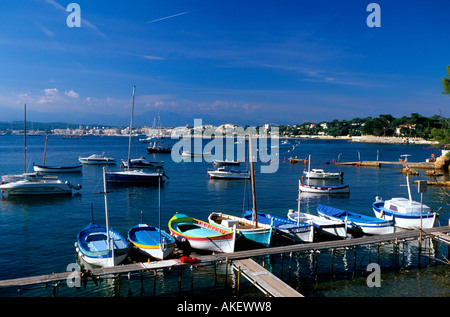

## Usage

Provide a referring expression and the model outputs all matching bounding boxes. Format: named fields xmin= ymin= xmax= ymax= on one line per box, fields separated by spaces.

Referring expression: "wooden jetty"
xmin=335 ymin=160 xmax=436 ymax=169
xmin=232 ymin=259 xmax=303 ymax=297
xmin=1 ymin=226 xmax=449 ymax=296
xmin=288 ymin=157 xmax=307 ymax=164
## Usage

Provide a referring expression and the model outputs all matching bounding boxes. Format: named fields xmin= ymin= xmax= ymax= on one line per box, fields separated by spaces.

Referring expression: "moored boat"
xmin=208 ymin=212 xmax=273 ymax=247
xmin=78 ymin=153 xmax=116 ymax=165
xmin=33 ymin=164 xmax=82 ymax=173
xmin=121 ymin=157 xmax=163 ymax=169
xmin=213 ymin=159 xmax=240 ymax=166
xmin=317 ymin=204 xmax=395 ymax=235
xmin=303 ymin=169 xmax=343 ymax=179
xmin=0 ymin=178 xmax=81 ymax=196
xmin=243 ymin=210 xmax=314 ymax=242
xmin=299 ymin=183 xmax=350 ymax=194
xmin=207 ymin=167 xmax=250 ymax=179
xmin=128 ymin=224 xmax=175 ymax=260
xmin=168 ymin=213 xmax=236 ymax=253
xmin=105 ymin=169 xmax=166 ymax=184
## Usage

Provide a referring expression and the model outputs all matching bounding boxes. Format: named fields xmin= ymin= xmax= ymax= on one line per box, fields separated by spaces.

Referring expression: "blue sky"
xmin=0 ymin=0 xmax=449 ymax=126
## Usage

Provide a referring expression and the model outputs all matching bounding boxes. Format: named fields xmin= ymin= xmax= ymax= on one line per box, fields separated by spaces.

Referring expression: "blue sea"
xmin=0 ymin=134 xmax=448 ymax=298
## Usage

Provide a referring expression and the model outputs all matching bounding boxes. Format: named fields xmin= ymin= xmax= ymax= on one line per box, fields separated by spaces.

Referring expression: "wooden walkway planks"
xmin=233 ymin=259 xmax=303 ymax=297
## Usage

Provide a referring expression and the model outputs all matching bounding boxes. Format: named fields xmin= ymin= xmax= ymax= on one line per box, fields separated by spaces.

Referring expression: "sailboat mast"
xmin=249 ymin=136 xmax=258 ymax=227
xmin=102 ymin=167 xmax=111 ymax=257
xmin=127 ymin=86 xmax=136 ymax=164
xmin=24 ymin=104 xmax=27 ymax=173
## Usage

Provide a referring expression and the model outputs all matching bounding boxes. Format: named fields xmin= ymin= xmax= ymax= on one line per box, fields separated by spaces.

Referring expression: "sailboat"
xmin=75 ymin=168 xmax=129 ymax=267
xmin=1 ymin=105 xmax=82 ymax=196
xmin=105 ymin=86 xmax=166 ymax=185
xmin=208 ymin=136 xmax=273 ymax=247
xmin=128 ymin=178 xmax=176 ymax=260
xmin=372 ymin=173 xmax=438 ymax=229
xmin=33 ymin=136 xmax=83 ymax=173
xmin=146 ymin=110 xmax=172 ymax=154
xmin=299 ymin=155 xmax=350 ymax=194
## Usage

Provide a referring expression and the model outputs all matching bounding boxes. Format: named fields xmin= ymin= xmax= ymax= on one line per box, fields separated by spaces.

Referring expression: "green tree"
xmin=442 ymin=65 xmax=450 ymax=95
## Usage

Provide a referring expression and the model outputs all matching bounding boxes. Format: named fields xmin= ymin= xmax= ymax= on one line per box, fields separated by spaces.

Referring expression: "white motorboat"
xmin=372 ymin=174 xmax=438 ymax=229
xmin=1 ymin=172 xmax=58 ymax=183
xmin=78 ymin=153 xmax=116 ymax=165
xmin=303 ymin=169 xmax=343 ymax=179
xmin=121 ymin=157 xmax=163 ymax=169
xmin=213 ymin=159 xmax=240 ymax=166
xmin=0 ymin=178 xmax=81 ymax=196
xmin=207 ymin=167 xmax=250 ymax=179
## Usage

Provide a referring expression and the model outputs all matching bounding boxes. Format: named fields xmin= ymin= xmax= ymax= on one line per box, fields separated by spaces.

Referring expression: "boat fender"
xmin=375 ymin=196 xmax=383 ymax=202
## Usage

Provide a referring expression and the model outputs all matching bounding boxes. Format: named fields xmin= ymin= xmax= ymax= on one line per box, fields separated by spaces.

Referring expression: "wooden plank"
xmin=233 ymin=259 xmax=303 ymax=297
xmin=432 ymin=232 xmax=450 ymax=245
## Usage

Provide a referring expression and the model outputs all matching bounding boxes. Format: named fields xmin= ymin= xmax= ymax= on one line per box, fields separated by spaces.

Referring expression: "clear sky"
xmin=0 ymin=0 xmax=449 ymax=126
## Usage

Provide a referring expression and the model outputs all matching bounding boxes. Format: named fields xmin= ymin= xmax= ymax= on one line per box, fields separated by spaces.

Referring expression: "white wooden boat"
xmin=181 ymin=151 xmax=211 ymax=157
xmin=78 ymin=153 xmax=116 ymax=165
xmin=33 ymin=164 xmax=82 ymax=173
xmin=372 ymin=174 xmax=438 ymax=229
xmin=303 ymin=169 xmax=343 ymax=179
xmin=207 ymin=167 xmax=250 ymax=179
xmin=208 ymin=212 xmax=273 ymax=247
xmin=0 ymin=178 xmax=81 ymax=196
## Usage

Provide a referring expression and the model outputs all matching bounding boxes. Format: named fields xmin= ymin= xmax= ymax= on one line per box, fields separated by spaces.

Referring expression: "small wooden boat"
xmin=208 ymin=212 xmax=273 ymax=247
xmin=78 ymin=153 xmax=116 ymax=165
xmin=207 ymin=167 xmax=250 ymax=179
xmin=76 ymin=223 xmax=129 ymax=267
xmin=299 ymin=182 xmax=350 ymax=194
xmin=128 ymin=224 xmax=175 ymax=260
xmin=317 ymin=204 xmax=395 ymax=235
xmin=287 ymin=210 xmax=347 ymax=239
xmin=303 ymin=169 xmax=343 ymax=179
xmin=372 ymin=174 xmax=438 ymax=229
xmin=75 ymin=169 xmax=129 ymax=267
xmin=33 ymin=164 xmax=82 ymax=173
xmin=242 ymin=211 xmax=314 ymax=243
xmin=168 ymin=213 xmax=236 ymax=253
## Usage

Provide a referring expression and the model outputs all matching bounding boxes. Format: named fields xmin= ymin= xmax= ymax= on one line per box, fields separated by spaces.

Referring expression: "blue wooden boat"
xmin=317 ymin=204 xmax=395 ymax=235
xmin=242 ymin=211 xmax=314 ymax=242
xmin=128 ymin=224 xmax=175 ymax=260
xmin=76 ymin=223 xmax=129 ymax=267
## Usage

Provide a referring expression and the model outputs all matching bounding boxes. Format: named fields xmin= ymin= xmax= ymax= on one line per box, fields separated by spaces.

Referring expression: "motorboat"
xmin=0 ymin=178 xmax=81 ymax=196
xmin=121 ymin=157 xmax=163 ymax=169
xmin=303 ymin=169 xmax=343 ymax=179
xmin=207 ymin=167 xmax=250 ymax=179
xmin=78 ymin=153 xmax=116 ymax=165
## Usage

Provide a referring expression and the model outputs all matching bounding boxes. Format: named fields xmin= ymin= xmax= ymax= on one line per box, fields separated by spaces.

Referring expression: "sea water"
xmin=0 ymin=134 xmax=448 ymax=297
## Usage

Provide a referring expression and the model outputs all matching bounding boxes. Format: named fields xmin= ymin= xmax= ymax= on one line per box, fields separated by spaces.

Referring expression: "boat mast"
xmin=24 ymin=104 xmax=27 ymax=173
xmin=102 ymin=167 xmax=114 ymax=266
xmin=297 ymin=180 xmax=301 ymax=226
xmin=307 ymin=154 xmax=311 ymax=185
xmin=249 ymin=136 xmax=258 ymax=228
xmin=127 ymin=86 xmax=136 ymax=166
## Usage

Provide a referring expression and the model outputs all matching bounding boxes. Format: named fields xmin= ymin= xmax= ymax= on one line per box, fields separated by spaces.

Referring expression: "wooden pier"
xmin=335 ymin=160 xmax=436 ymax=169
xmin=1 ymin=226 xmax=449 ymax=296
xmin=232 ymin=259 xmax=303 ymax=297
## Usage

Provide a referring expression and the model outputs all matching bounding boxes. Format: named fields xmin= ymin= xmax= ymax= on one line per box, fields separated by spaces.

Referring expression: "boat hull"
xmin=303 ymin=170 xmax=343 ymax=179
xmin=372 ymin=201 xmax=437 ymax=229
xmin=76 ymin=223 xmax=129 ymax=267
xmin=128 ymin=224 xmax=175 ymax=260
xmin=208 ymin=212 xmax=273 ymax=247
xmin=169 ymin=214 xmax=236 ymax=253
xmin=147 ymin=147 xmax=171 ymax=154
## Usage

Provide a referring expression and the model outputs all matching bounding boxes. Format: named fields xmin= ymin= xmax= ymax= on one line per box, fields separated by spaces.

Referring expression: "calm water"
xmin=0 ymin=134 xmax=448 ymax=298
